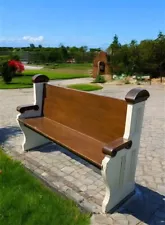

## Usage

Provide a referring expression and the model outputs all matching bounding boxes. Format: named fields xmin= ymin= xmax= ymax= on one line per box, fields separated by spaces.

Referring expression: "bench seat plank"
xmin=19 ymin=117 xmax=105 ymax=168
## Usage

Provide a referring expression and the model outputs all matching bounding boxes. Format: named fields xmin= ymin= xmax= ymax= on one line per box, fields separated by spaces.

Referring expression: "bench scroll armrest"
xmin=17 ymin=104 xmax=39 ymax=114
xmin=102 ymin=137 xmax=132 ymax=157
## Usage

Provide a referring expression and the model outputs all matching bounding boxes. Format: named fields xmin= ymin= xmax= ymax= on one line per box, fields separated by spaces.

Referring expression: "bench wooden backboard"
xmin=43 ymin=84 xmax=127 ymax=144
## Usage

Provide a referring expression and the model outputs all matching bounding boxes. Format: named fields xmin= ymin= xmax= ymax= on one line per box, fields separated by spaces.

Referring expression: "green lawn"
xmin=23 ymin=69 xmax=89 ymax=79
xmin=67 ymin=83 xmax=103 ymax=91
xmin=44 ymin=63 xmax=91 ymax=70
xmin=0 ymin=149 xmax=90 ymax=225
xmin=0 ymin=68 xmax=90 ymax=89
xmin=0 ymin=76 xmax=32 ymax=89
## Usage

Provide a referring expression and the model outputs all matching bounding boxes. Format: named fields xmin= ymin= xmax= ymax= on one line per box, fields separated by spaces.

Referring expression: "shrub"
xmin=1 ymin=62 xmax=13 ymax=83
xmin=8 ymin=60 xmax=24 ymax=74
xmin=94 ymin=74 xmax=106 ymax=83
xmin=124 ymin=79 xmax=130 ymax=84
xmin=1 ymin=60 xmax=24 ymax=83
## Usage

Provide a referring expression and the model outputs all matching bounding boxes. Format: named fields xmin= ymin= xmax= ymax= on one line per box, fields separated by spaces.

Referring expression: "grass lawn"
xmin=67 ymin=83 xmax=103 ymax=91
xmin=23 ymin=69 xmax=89 ymax=79
xmin=0 ymin=68 xmax=90 ymax=89
xmin=0 ymin=76 xmax=32 ymax=89
xmin=44 ymin=63 xmax=91 ymax=70
xmin=0 ymin=149 xmax=90 ymax=225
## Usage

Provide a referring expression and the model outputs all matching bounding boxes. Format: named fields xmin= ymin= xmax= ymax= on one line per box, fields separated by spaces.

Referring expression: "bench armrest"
xmin=17 ymin=104 xmax=39 ymax=114
xmin=102 ymin=138 xmax=132 ymax=157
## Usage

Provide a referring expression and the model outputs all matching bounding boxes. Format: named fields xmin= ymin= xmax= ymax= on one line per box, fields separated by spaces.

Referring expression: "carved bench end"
xmin=125 ymin=88 xmax=150 ymax=104
xmin=32 ymin=74 xmax=49 ymax=83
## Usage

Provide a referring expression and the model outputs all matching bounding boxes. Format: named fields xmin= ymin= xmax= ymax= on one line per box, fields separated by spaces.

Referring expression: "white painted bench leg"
xmin=101 ymin=150 xmax=135 ymax=213
xmin=18 ymin=120 xmax=50 ymax=152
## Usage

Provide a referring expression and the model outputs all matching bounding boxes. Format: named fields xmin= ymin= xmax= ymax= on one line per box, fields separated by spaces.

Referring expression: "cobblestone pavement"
xmin=0 ymin=82 xmax=165 ymax=224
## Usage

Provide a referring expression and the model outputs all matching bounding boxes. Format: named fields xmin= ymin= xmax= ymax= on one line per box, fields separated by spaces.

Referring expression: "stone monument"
xmin=92 ymin=51 xmax=112 ymax=80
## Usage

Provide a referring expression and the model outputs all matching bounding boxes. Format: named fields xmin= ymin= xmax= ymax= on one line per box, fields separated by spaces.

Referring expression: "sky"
xmin=0 ymin=0 xmax=165 ymax=49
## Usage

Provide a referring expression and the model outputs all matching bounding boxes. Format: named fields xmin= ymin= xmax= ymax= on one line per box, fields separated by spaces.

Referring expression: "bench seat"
xmin=19 ymin=117 xmax=105 ymax=168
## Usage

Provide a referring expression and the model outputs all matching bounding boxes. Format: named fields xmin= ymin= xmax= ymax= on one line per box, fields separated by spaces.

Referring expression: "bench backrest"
xmin=43 ymin=84 xmax=127 ymax=143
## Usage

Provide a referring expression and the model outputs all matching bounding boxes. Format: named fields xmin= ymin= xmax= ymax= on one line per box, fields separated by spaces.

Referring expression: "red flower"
xmin=8 ymin=60 xmax=24 ymax=72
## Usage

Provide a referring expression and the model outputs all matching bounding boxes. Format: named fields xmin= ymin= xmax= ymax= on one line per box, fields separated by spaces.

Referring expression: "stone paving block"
xmin=91 ymin=214 xmax=114 ymax=225
xmin=111 ymin=213 xmax=128 ymax=221
xmin=52 ymin=181 xmax=64 ymax=189
xmin=73 ymin=180 xmax=83 ymax=188
xmin=155 ymin=178 xmax=163 ymax=184
xmin=157 ymin=185 xmax=165 ymax=195
xmin=41 ymin=172 xmax=48 ymax=177
xmin=79 ymin=185 xmax=88 ymax=192
xmin=33 ymin=168 xmax=44 ymax=175
xmin=147 ymin=182 xmax=157 ymax=190
xmin=54 ymin=163 xmax=65 ymax=170
xmin=114 ymin=221 xmax=128 ymax=225
xmin=87 ymin=184 xmax=98 ymax=190
xmin=83 ymin=178 xmax=94 ymax=185
xmin=142 ymin=175 xmax=154 ymax=183
xmin=61 ymin=166 xmax=75 ymax=174
xmin=126 ymin=215 xmax=141 ymax=225
xmin=94 ymin=180 xmax=104 ymax=186
xmin=63 ymin=175 xmax=75 ymax=182
xmin=87 ymin=190 xmax=98 ymax=197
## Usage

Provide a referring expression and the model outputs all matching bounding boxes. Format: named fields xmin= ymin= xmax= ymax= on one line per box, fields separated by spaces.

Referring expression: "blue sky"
xmin=0 ymin=0 xmax=165 ymax=48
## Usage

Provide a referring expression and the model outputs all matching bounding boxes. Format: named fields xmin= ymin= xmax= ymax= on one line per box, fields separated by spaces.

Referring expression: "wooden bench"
xmin=16 ymin=74 xmax=150 ymax=213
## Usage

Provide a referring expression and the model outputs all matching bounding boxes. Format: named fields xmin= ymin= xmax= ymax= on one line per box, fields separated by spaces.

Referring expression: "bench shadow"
xmin=31 ymin=142 xmax=101 ymax=174
xmin=116 ymin=184 xmax=165 ymax=224
xmin=0 ymin=126 xmax=22 ymax=145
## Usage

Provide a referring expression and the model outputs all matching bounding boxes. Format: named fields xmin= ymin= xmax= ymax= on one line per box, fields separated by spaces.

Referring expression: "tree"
xmin=30 ymin=43 xmax=35 ymax=49
xmin=107 ymin=34 xmax=121 ymax=54
xmin=107 ymin=35 xmax=121 ymax=74
xmin=128 ymin=40 xmax=140 ymax=75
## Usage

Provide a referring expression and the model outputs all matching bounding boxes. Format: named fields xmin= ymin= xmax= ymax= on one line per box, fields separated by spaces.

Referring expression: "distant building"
xmin=66 ymin=58 xmax=76 ymax=63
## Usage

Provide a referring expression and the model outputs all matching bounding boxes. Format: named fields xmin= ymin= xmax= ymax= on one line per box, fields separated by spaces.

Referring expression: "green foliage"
xmin=0 ymin=31 xmax=165 ymax=78
xmin=0 ymin=149 xmax=90 ymax=225
xmin=67 ymin=83 xmax=103 ymax=91
xmin=106 ymin=32 xmax=165 ymax=77
xmin=1 ymin=62 xmax=13 ymax=83
xmin=30 ymin=43 xmax=35 ymax=48
xmin=11 ymin=54 xmax=20 ymax=61
xmin=23 ymin=69 xmax=89 ymax=79
xmin=0 ymin=46 xmax=100 ymax=65
xmin=0 ymin=55 xmax=9 ymax=62
xmin=94 ymin=74 xmax=106 ymax=83
xmin=0 ymin=56 xmax=10 ymax=71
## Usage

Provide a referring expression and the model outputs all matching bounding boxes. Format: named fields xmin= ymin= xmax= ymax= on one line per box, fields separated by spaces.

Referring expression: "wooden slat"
xmin=19 ymin=117 xmax=105 ymax=168
xmin=43 ymin=84 xmax=127 ymax=143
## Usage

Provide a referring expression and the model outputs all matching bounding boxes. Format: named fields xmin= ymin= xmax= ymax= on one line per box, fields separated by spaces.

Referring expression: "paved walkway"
xmin=50 ymin=77 xmax=93 ymax=86
xmin=24 ymin=65 xmax=43 ymax=70
xmin=0 ymin=81 xmax=165 ymax=224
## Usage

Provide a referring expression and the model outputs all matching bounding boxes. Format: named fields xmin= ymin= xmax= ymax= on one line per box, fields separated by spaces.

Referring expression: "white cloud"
xmin=22 ymin=36 xmax=44 ymax=42
xmin=0 ymin=36 xmax=44 ymax=43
